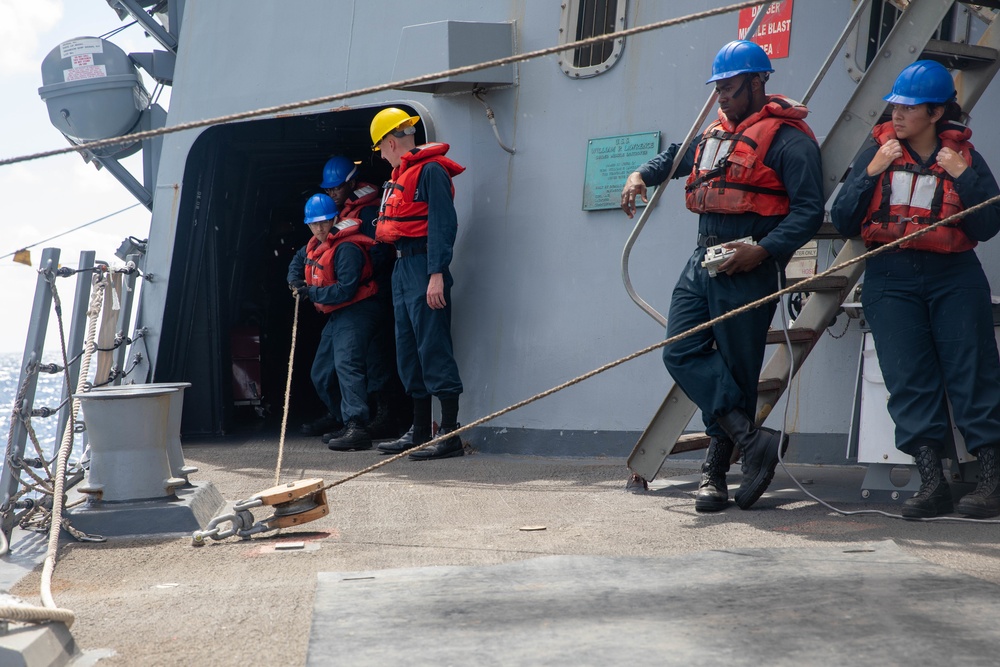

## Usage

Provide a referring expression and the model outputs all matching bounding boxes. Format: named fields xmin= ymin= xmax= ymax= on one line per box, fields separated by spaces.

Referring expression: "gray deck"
xmin=2 ymin=435 xmax=999 ymax=666
xmin=308 ymin=541 xmax=999 ymax=666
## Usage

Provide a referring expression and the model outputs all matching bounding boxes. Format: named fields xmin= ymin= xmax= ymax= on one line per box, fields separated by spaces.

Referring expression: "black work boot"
xmin=901 ymin=446 xmax=953 ymax=518
xmin=300 ymin=412 xmax=341 ymax=437
xmin=719 ymin=410 xmax=788 ymax=510
xmin=366 ymin=394 xmax=396 ymax=440
xmin=321 ymin=423 xmax=348 ymax=444
xmin=695 ymin=436 xmax=735 ymax=512
xmin=409 ymin=423 xmax=465 ymax=461
xmin=376 ymin=425 xmax=430 ymax=455
xmin=956 ymin=445 xmax=1000 ymax=518
xmin=717 ymin=409 xmax=784 ymax=510
xmin=326 ymin=419 xmax=373 ymax=451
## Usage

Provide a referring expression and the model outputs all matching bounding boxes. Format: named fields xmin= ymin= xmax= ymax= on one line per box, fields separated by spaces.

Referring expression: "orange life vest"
xmin=305 ymin=219 xmax=378 ymax=314
xmin=863 ymin=121 xmax=976 ymax=254
xmin=376 ymin=143 xmax=465 ymax=243
xmin=685 ymin=95 xmax=816 ymax=216
xmin=340 ymin=181 xmax=380 ymax=221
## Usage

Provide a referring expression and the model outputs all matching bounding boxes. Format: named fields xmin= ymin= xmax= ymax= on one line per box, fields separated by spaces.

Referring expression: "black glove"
xmin=288 ymin=280 xmax=309 ymax=299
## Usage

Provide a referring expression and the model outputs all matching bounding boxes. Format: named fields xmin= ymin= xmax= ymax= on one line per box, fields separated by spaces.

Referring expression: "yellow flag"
xmin=12 ymin=249 xmax=31 ymax=266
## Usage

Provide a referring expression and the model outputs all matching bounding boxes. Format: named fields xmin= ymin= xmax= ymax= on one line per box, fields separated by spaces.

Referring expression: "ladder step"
xmin=674 ymin=432 xmax=711 ymax=453
xmin=758 ymin=377 xmax=783 ymax=393
xmin=958 ymin=1 xmax=1000 ymax=14
xmin=812 ymin=222 xmax=842 ymax=239
xmin=766 ymin=328 xmax=818 ymax=345
xmin=922 ymin=39 xmax=998 ymax=70
xmin=786 ymin=275 xmax=850 ymax=291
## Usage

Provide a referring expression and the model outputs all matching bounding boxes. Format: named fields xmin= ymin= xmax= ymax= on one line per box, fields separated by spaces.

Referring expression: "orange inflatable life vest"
xmin=376 ymin=143 xmax=465 ymax=243
xmin=863 ymin=121 xmax=976 ymax=254
xmin=685 ymin=95 xmax=817 ymax=217
xmin=305 ymin=219 xmax=378 ymax=314
xmin=340 ymin=182 xmax=380 ymax=222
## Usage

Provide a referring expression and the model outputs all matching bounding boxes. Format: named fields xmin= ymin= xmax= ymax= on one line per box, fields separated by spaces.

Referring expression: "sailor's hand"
xmin=867 ymin=139 xmax=903 ymax=177
xmin=620 ymin=172 xmax=648 ymax=219
xmin=427 ymin=272 xmax=446 ymax=309
xmin=720 ymin=243 xmax=769 ymax=275
xmin=289 ymin=280 xmax=309 ymax=299
xmin=936 ymin=147 xmax=968 ymax=179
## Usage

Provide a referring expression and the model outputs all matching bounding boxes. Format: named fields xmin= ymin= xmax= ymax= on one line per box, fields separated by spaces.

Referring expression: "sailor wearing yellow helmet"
xmin=369 ymin=107 xmax=467 ymax=461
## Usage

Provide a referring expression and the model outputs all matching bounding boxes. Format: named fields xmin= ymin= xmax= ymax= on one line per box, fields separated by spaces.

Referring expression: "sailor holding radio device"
xmin=621 ymin=40 xmax=823 ymax=512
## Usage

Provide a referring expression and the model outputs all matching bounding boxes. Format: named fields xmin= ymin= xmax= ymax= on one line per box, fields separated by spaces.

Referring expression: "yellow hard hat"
xmin=370 ymin=107 xmax=420 ymax=150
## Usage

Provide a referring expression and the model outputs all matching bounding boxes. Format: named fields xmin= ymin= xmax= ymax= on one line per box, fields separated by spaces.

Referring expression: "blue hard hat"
xmin=883 ymin=60 xmax=956 ymax=105
xmin=304 ymin=193 xmax=338 ymax=224
xmin=319 ymin=156 xmax=358 ymax=189
xmin=706 ymin=40 xmax=774 ymax=83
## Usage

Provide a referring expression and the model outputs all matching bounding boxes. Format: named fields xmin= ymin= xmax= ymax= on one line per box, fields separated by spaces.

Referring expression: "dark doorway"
xmin=156 ymin=105 xmax=424 ymax=436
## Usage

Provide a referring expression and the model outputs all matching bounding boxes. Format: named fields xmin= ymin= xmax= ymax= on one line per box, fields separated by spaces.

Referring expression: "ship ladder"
xmin=624 ymin=0 xmax=1000 ymax=488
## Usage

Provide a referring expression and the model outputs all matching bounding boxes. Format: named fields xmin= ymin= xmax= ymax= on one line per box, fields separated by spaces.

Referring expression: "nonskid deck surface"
xmin=3 ymin=434 xmax=999 ymax=666
xmin=309 ymin=542 xmax=1000 ymax=667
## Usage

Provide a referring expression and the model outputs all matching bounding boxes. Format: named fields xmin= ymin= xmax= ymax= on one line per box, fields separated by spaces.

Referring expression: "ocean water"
xmin=0 ymin=351 xmax=84 ymax=478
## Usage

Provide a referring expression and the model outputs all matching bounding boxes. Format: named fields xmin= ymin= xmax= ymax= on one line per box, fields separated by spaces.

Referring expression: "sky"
xmin=0 ymin=1 xmax=169 ymax=353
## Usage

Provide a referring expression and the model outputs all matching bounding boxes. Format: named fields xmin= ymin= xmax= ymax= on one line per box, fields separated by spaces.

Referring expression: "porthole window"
xmin=558 ymin=0 xmax=627 ymax=78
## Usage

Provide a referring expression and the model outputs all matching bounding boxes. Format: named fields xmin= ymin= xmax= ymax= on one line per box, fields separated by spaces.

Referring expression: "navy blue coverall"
xmin=391 ymin=162 xmax=463 ymax=400
xmin=352 ymin=199 xmax=396 ymax=396
xmin=831 ymin=141 xmax=1000 ymax=456
xmin=288 ymin=242 xmax=381 ymax=424
xmin=637 ymin=125 xmax=824 ymax=438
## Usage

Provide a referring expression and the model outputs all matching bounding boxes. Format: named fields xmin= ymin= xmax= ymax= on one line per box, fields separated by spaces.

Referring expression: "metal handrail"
xmin=620 ymin=1 xmax=776 ymax=326
xmin=620 ymin=0 xmax=873 ymax=326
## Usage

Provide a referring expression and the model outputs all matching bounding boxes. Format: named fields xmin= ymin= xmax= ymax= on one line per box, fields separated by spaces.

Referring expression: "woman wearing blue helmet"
xmin=832 ymin=60 xmax=1000 ymax=519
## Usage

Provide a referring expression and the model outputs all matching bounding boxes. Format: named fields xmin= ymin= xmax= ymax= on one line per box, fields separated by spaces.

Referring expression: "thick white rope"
xmin=0 ymin=0 xmax=764 ymax=168
xmin=274 ymin=295 xmax=300 ymax=485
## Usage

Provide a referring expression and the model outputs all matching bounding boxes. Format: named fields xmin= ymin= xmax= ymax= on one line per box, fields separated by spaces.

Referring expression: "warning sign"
xmin=738 ymin=0 xmax=794 ymax=59
xmin=64 ymin=65 xmax=107 ymax=82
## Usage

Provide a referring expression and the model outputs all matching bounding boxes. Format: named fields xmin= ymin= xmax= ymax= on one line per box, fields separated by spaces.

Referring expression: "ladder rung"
xmin=758 ymin=378 xmax=783 ymax=393
xmin=786 ymin=275 xmax=850 ymax=291
xmin=922 ymin=39 xmax=999 ymax=70
xmin=812 ymin=222 xmax=842 ymax=239
xmin=959 ymin=1 xmax=1000 ymax=12
xmin=766 ymin=328 xmax=818 ymax=345
xmin=674 ymin=432 xmax=711 ymax=454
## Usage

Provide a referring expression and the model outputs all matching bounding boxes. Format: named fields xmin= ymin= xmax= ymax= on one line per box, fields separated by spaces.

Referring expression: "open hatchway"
xmin=153 ymin=105 xmax=426 ymax=436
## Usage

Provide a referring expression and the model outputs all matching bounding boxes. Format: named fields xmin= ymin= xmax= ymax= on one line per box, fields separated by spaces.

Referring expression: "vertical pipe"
xmin=52 ymin=251 xmax=96 ymax=454
xmin=113 ymin=254 xmax=143 ymax=383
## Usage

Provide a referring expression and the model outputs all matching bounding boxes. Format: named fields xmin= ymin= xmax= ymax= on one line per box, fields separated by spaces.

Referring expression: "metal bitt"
xmin=192 ymin=479 xmax=330 ymax=545
xmin=73 ymin=386 xmax=186 ymax=502
xmin=88 ymin=382 xmax=197 ymax=482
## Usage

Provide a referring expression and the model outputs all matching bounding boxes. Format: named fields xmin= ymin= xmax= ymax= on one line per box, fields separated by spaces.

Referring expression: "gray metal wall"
xmin=139 ymin=0 xmax=1000 ymax=453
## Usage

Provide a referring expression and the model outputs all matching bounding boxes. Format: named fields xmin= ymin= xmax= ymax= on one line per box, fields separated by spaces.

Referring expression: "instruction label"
xmin=738 ymin=0 xmax=794 ymax=59
xmin=60 ymin=37 xmax=104 ymax=60
xmin=583 ymin=132 xmax=660 ymax=211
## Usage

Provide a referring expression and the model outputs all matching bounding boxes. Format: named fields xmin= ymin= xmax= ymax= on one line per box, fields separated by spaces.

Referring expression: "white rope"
xmin=274 ymin=295 xmax=300 ymax=485
xmin=0 ymin=0 xmax=764 ymax=168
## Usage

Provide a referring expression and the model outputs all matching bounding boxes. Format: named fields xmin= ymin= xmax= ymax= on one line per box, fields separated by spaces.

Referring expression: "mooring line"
xmin=0 ymin=0 xmax=764 ymax=168
xmin=320 ymin=193 xmax=1000 ymax=491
